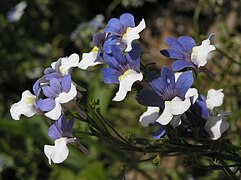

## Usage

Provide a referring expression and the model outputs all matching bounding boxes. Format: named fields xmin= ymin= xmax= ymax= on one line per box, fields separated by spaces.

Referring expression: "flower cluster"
xmin=10 ymin=12 xmax=230 ymax=165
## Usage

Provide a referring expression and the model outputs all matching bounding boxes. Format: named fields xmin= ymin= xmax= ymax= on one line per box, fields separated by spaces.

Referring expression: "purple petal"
xmin=103 ymin=37 xmax=119 ymax=54
xmin=61 ymin=75 xmax=71 ymax=93
xmin=93 ymin=32 xmax=106 ymax=47
xmin=175 ymin=71 xmax=194 ymax=99
xmin=48 ymin=122 xmax=62 ymax=140
xmin=126 ymin=42 xmax=141 ymax=71
xmin=50 ymin=78 xmax=61 ymax=94
xmin=102 ymin=67 xmax=120 ymax=84
xmin=149 ymin=76 xmax=166 ymax=97
xmin=153 ymin=126 xmax=166 ymax=139
xmin=104 ymin=18 xmax=122 ymax=34
xmin=111 ymin=45 xmax=126 ymax=64
xmin=66 ymin=117 xmax=74 ymax=137
xmin=136 ymin=89 xmax=164 ymax=109
xmin=33 ymin=81 xmax=40 ymax=97
xmin=172 ymin=60 xmax=196 ymax=71
xmin=44 ymin=67 xmax=55 ymax=75
xmin=37 ymin=98 xmax=55 ymax=111
xmin=120 ymin=13 xmax=135 ymax=28
xmin=177 ymin=36 xmax=196 ymax=53
xmin=192 ymin=95 xmax=209 ymax=119
xmin=43 ymin=86 xmax=57 ymax=98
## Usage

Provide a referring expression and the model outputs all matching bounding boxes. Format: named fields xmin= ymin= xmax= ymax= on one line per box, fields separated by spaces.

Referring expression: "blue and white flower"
xmin=36 ymin=75 xmax=77 ymax=120
xmin=104 ymin=13 xmax=146 ymax=53
xmin=137 ymin=67 xmax=194 ymax=126
xmin=45 ymin=115 xmax=74 ymax=164
xmin=102 ymin=43 xmax=143 ymax=101
xmin=160 ymin=34 xmax=216 ymax=71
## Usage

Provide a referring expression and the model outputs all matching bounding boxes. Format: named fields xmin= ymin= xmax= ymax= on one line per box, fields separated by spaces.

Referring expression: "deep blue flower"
xmin=102 ymin=43 xmax=143 ymax=101
xmin=160 ymin=35 xmax=215 ymax=71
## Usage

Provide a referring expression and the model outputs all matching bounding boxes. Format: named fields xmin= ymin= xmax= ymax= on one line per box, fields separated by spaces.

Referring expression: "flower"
xmin=78 ymin=32 xmax=107 ymax=70
xmin=10 ymin=90 xmax=38 ymax=120
xmin=36 ymin=75 xmax=77 ymax=120
xmin=137 ymin=67 xmax=194 ymax=126
xmin=7 ymin=1 xmax=27 ymax=22
xmin=160 ymin=34 xmax=216 ymax=71
xmin=44 ymin=115 xmax=75 ymax=164
xmin=102 ymin=43 xmax=143 ymax=101
xmin=104 ymin=13 xmax=146 ymax=53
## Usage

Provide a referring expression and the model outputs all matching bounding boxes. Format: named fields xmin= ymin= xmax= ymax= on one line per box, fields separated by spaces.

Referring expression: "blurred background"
xmin=1 ymin=0 xmax=241 ymax=179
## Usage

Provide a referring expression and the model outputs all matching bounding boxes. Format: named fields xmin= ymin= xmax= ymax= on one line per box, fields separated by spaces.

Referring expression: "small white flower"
xmin=185 ymin=88 xmax=198 ymax=104
xmin=10 ymin=90 xmax=37 ymax=120
xmin=191 ymin=34 xmax=216 ymax=67
xmin=204 ymin=112 xmax=230 ymax=140
xmin=206 ymin=89 xmax=224 ymax=111
xmin=122 ymin=19 xmax=146 ymax=52
xmin=139 ymin=106 xmax=159 ymax=127
xmin=113 ymin=69 xmax=143 ymax=101
xmin=44 ymin=137 xmax=76 ymax=165
xmin=156 ymin=97 xmax=191 ymax=125
xmin=7 ymin=1 xmax=27 ymax=22
xmin=78 ymin=46 xmax=102 ymax=70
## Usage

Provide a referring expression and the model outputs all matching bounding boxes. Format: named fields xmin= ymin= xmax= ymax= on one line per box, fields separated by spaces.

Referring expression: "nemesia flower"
xmin=10 ymin=90 xmax=38 ymax=120
xmin=7 ymin=1 xmax=27 ymax=22
xmin=160 ymin=34 xmax=216 ymax=71
xmin=78 ymin=32 xmax=107 ymax=70
xmin=102 ymin=43 xmax=143 ymax=101
xmin=44 ymin=115 xmax=78 ymax=164
xmin=137 ymin=67 xmax=194 ymax=126
xmin=36 ymin=75 xmax=77 ymax=120
xmin=104 ymin=13 xmax=146 ymax=52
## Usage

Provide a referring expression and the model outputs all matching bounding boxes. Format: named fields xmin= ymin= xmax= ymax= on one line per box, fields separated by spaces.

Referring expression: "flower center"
xmin=118 ymin=69 xmax=131 ymax=81
xmin=24 ymin=97 xmax=35 ymax=104
xmin=122 ymin=27 xmax=131 ymax=39
xmin=91 ymin=46 xmax=98 ymax=53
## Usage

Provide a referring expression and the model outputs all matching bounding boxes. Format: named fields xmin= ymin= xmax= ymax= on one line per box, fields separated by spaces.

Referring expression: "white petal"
xmin=57 ymin=83 xmax=77 ymax=104
xmin=204 ymin=114 xmax=229 ymax=140
xmin=78 ymin=47 xmax=102 ymax=70
xmin=170 ymin=115 xmax=182 ymax=129
xmin=156 ymin=97 xmax=190 ymax=125
xmin=44 ymin=137 xmax=75 ymax=165
xmin=10 ymin=90 xmax=37 ymax=120
xmin=185 ymin=88 xmax=198 ymax=104
xmin=44 ymin=101 xmax=62 ymax=120
xmin=191 ymin=35 xmax=216 ymax=67
xmin=113 ymin=69 xmax=143 ymax=101
xmin=139 ymin=106 xmax=159 ymax=127
xmin=123 ymin=19 xmax=146 ymax=52
xmin=156 ymin=106 xmax=173 ymax=125
xmin=206 ymin=89 xmax=224 ymax=111
xmin=59 ymin=53 xmax=80 ymax=75
xmin=174 ymin=72 xmax=182 ymax=82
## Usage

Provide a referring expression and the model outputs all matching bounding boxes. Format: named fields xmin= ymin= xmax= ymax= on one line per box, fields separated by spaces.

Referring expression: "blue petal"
xmin=172 ymin=60 xmax=196 ymax=71
xmin=126 ymin=42 xmax=141 ymax=71
xmin=44 ymin=67 xmax=55 ymax=75
xmin=193 ymin=95 xmax=209 ymax=119
xmin=43 ymin=86 xmax=57 ymax=98
xmin=149 ymin=76 xmax=166 ymax=97
xmin=175 ymin=71 xmax=194 ymax=99
xmin=160 ymin=49 xmax=185 ymax=59
xmin=102 ymin=68 xmax=120 ymax=84
xmin=104 ymin=18 xmax=122 ymax=34
xmin=37 ymin=98 xmax=55 ymax=111
xmin=136 ymin=89 xmax=164 ymax=109
xmin=177 ymin=36 xmax=196 ymax=53
xmin=153 ymin=126 xmax=166 ymax=139
xmin=103 ymin=37 xmax=119 ymax=54
xmin=120 ymin=13 xmax=135 ymax=28
xmin=33 ymin=81 xmax=40 ymax=97
xmin=161 ymin=66 xmax=175 ymax=89
xmin=103 ymin=52 xmax=122 ymax=70
xmin=61 ymin=75 xmax=71 ymax=93
xmin=165 ymin=37 xmax=185 ymax=52
xmin=111 ymin=45 xmax=126 ymax=64
xmin=66 ymin=117 xmax=74 ymax=137
xmin=48 ymin=123 xmax=62 ymax=140
xmin=50 ymin=78 xmax=61 ymax=94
